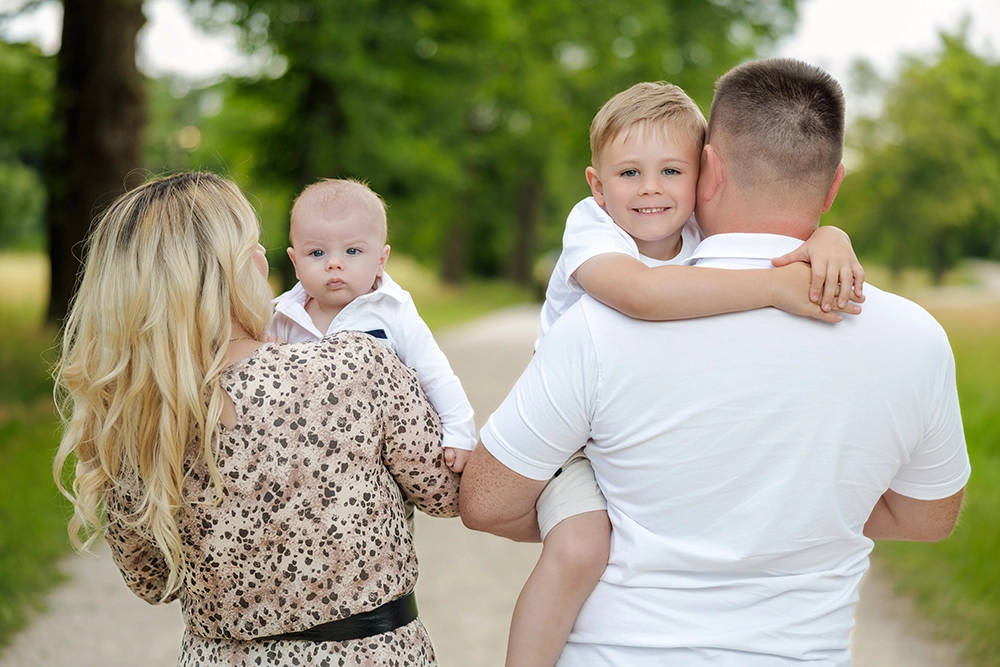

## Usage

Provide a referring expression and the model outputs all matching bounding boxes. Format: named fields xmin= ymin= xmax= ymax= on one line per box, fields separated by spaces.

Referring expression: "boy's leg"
xmin=505 ymin=452 xmax=610 ymax=667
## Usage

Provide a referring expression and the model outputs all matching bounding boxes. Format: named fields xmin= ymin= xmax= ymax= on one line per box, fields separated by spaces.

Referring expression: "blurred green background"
xmin=0 ymin=0 xmax=998 ymax=664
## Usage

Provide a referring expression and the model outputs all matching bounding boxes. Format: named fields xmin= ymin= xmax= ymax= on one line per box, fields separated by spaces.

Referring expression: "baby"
xmin=508 ymin=81 xmax=865 ymax=667
xmin=267 ymin=178 xmax=477 ymax=471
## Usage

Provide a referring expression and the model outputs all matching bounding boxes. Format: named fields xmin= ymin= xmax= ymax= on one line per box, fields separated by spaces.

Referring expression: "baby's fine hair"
xmin=290 ymin=178 xmax=388 ymax=244
xmin=589 ymin=81 xmax=707 ymax=168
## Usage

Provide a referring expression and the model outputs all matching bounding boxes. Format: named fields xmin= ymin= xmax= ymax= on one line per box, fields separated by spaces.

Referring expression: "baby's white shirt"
xmin=268 ymin=272 xmax=477 ymax=451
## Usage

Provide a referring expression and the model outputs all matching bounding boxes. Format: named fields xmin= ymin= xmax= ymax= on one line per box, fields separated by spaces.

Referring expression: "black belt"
xmin=259 ymin=591 xmax=418 ymax=643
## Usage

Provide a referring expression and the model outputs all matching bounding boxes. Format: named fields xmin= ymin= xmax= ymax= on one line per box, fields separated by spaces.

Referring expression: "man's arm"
xmin=460 ymin=441 xmax=548 ymax=543
xmin=863 ymin=487 xmax=965 ymax=541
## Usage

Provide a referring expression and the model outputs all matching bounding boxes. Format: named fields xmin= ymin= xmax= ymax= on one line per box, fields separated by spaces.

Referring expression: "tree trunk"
xmin=508 ymin=176 xmax=539 ymax=286
xmin=45 ymin=0 xmax=146 ymax=324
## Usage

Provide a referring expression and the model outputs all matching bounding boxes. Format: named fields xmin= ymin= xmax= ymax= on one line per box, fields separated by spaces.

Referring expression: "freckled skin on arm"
xmin=459 ymin=442 xmax=547 ymax=543
xmin=864 ymin=488 xmax=965 ymax=541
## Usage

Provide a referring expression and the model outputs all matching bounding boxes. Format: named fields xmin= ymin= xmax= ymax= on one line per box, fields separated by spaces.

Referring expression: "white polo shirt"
xmin=482 ymin=233 xmax=970 ymax=666
xmin=268 ymin=272 xmax=477 ymax=452
xmin=539 ymin=196 xmax=703 ymax=339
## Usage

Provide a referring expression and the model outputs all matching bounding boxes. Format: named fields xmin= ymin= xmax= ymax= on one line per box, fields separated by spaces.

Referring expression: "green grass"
xmin=0 ymin=251 xmax=533 ymax=652
xmin=0 ymin=251 xmax=68 ymax=650
xmin=873 ymin=304 xmax=1000 ymax=666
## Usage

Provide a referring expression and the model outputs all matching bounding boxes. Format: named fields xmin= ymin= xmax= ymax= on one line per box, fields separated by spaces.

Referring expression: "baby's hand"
xmin=771 ymin=226 xmax=866 ymax=314
xmin=444 ymin=447 xmax=471 ymax=473
xmin=771 ymin=262 xmax=861 ymax=323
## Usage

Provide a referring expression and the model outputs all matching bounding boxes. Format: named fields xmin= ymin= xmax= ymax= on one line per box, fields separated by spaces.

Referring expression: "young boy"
xmin=508 ymin=82 xmax=865 ymax=667
xmin=267 ymin=178 xmax=477 ymax=471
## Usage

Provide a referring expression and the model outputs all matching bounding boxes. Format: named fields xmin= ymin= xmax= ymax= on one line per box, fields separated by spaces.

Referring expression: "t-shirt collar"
xmin=684 ymin=233 xmax=805 ymax=269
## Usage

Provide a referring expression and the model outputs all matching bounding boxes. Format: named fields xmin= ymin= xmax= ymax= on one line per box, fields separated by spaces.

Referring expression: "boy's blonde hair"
xmin=53 ymin=172 xmax=272 ymax=599
xmin=590 ymin=81 xmax=707 ymax=168
xmin=290 ymin=178 xmax=388 ymax=244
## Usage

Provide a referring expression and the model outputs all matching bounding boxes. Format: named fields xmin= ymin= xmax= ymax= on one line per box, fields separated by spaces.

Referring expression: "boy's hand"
xmin=772 ymin=262 xmax=862 ymax=323
xmin=445 ymin=447 xmax=471 ymax=473
xmin=771 ymin=226 xmax=865 ymax=314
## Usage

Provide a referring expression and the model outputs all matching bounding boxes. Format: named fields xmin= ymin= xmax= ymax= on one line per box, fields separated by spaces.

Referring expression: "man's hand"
xmin=460 ymin=442 xmax=547 ymax=543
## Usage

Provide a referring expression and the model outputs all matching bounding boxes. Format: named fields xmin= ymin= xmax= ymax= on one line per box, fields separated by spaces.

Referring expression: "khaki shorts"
xmin=535 ymin=449 xmax=607 ymax=541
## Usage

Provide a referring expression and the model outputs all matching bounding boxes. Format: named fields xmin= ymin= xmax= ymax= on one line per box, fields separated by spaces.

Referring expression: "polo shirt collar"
xmin=684 ymin=233 xmax=805 ymax=269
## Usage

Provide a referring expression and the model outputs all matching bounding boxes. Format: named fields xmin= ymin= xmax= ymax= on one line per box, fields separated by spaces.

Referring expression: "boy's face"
xmin=586 ymin=126 xmax=701 ymax=260
xmin=287 ymin=200 xmax=389 ymax=316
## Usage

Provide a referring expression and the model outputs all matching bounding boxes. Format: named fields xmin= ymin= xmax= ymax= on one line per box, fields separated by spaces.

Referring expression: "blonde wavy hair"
xmin=53 ymin=172 xmax=273 ymax=598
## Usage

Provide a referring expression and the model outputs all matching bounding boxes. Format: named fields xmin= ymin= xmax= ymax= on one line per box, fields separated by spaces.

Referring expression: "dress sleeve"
xmin=103 ymin=489 xmax=179 ymax=605
xmin=379 ymin=348 xmax=462 ymax=518
xmin=393 ymin=295 xmax=477 ymax=451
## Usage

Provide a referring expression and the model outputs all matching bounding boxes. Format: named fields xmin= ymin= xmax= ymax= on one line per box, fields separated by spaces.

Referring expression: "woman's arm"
xmin=103 ymin=492 xmax=178 ymax=605
xmin=379 ymin=351 xmax=461 ymax=518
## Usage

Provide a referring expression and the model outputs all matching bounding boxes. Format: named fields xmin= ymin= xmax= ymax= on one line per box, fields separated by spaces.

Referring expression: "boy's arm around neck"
xmin=573 ymin=252 xmax=854 ymax=322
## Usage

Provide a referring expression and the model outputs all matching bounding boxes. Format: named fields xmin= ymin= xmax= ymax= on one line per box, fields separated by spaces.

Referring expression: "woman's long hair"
xmin=53 ymin=172 xmax=273 ymax=598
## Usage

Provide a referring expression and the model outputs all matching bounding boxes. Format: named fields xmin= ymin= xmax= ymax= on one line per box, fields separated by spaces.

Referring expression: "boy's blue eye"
xmin=309 ymin=249 xmax=325 ymax=258
xmin=621 ymin=169 xmax=639 ymax=178
xmin=663 ymin=168 xmax=680 ymax=176
xmin=346 ymin=247 xmax=360 ymax=255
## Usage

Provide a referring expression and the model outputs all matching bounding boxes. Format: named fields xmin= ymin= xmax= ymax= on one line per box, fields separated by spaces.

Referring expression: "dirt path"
xmin=0 ymin=304 xmax=967 ymax=666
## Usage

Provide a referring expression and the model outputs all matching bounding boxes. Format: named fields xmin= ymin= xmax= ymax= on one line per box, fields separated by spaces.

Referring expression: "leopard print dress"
xmin=104 ymin=333 xmax=461 ymax=666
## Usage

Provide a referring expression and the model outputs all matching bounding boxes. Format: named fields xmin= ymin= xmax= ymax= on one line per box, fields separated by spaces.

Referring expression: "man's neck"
xmin=701 ymin=195 xmax=819 ymax=241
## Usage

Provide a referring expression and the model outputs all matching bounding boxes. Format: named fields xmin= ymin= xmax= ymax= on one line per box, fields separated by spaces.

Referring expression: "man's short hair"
xmin=707 ymin=58 xmax=844 ymax=198
xmin=590 ymin=82 xmax=707 ymax=168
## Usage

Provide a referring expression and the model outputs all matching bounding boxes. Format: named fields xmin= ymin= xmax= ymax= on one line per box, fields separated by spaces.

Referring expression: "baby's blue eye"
xmin=346 ymin=247 xmax=360 ymax=255
xmin=309 ymin=249 xmax=325 ymax=258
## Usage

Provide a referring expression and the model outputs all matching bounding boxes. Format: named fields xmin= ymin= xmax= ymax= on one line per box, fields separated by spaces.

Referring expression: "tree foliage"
xmin=828 ymin=25 xmax=1000 ymax=282
xmin=0 ymin=40 xmax=52 ymax=249
xmin=176 ymin=0 xmax=799 ymax=286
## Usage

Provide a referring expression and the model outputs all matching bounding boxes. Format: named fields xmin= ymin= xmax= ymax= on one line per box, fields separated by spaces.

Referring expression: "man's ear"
xmin=821 ymin=163 xmax=846 ymax=213
xmin=585 ymin=166 xmax=606 ymax=208
xmin=697 ymin=144 xmax=724 ymax=203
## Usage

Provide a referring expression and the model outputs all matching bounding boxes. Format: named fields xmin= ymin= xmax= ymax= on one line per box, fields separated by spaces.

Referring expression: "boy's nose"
xmin=638 ymin=175 xmax=663 ymax=195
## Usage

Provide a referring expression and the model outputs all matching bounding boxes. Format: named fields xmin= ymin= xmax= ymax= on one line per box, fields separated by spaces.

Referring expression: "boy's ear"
xmin=821 ymin=163 xmax=846 ymax=213
xmin=585 ymin=166 xmax=606 ymax=208
xmin=696 ymin=145 xmax=724 ymax=203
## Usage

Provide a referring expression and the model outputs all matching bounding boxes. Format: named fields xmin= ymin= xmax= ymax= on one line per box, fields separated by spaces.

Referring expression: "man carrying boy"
xmin=461 ymin=58 xmax=969 ymax=665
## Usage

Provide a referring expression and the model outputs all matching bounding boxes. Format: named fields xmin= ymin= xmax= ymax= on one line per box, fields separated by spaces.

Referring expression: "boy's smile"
xmin=586 ymin=125 xmax=701 ymax=261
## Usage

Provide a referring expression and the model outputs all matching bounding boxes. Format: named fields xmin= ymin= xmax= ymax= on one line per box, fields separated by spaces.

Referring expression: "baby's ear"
xmin=378 ymin=245 xmax=391 ymax=274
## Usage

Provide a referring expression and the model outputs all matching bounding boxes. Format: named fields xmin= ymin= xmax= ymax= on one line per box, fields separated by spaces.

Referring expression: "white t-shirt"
xmin=539 ymin=196 xmax=703 ymax=338
xmin=481 ymin=233 xmax=970 ymax=666
xmin=267 ymin=272 xmax=477 ymax=452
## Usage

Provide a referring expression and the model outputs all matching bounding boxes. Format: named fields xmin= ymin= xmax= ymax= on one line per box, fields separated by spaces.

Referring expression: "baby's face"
xmin=588 ymin=126 xmax=701 ymax=260
xmin=287 ymin=204 xmax=389 ymax=316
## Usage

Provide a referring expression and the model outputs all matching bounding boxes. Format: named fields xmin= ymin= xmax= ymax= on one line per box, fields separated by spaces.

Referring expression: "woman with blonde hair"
xmin=54 ymin=172 xmax=459 ymax=665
